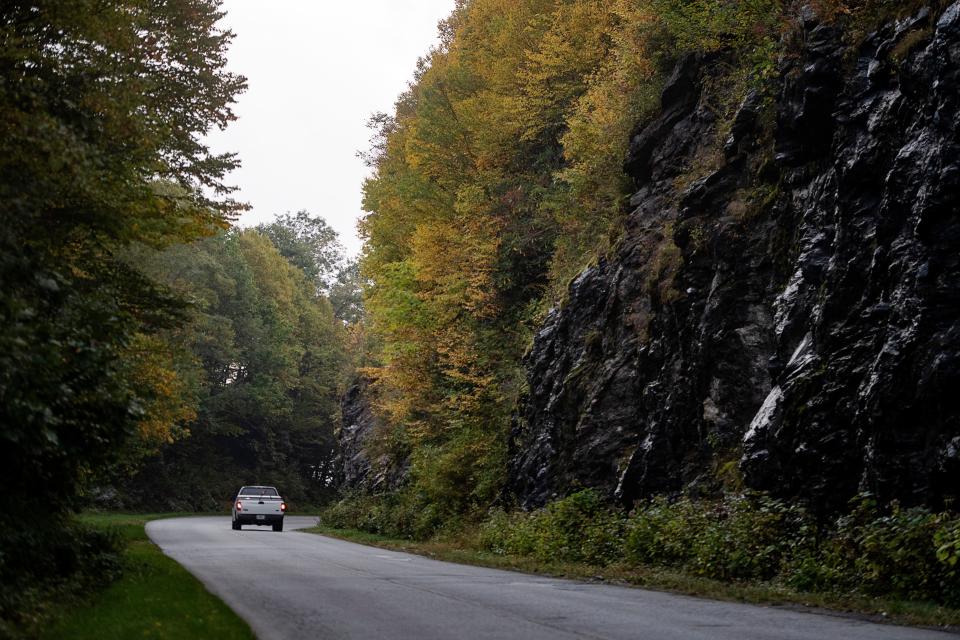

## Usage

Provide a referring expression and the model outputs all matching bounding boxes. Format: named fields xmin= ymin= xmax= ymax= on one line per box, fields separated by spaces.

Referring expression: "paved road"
xmin=147 ymin=516 xmax=952 ymax=640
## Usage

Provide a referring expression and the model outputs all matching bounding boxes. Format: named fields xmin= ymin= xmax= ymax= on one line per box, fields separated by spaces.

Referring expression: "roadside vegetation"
xmin=4 ymin=0 xmax=955 ymax=636
xmin=327 ymin=1 xmax=960 ymax=625
xmin=113 ymin=220 xmax=351 ymax=512
xmin=317 ymin=490 xmax=960 ymax=629
xmin=0 ymin=1 xmax=354 ymax=637
xmin=351 ymin=0 xmax=945 ymax=552
xmin=42 ymin=514 xmax=254 ymax=640
xmin=325 ymin=1 xmax=960 ymax=629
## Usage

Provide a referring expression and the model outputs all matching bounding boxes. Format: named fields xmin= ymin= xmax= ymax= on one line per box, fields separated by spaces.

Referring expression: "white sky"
xmin=206 ymin=1 xmax=455 ymax=257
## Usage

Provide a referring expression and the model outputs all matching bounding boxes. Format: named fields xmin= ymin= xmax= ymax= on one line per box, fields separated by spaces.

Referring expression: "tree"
xmin=257 ymin=210 xmax=345 ymax=291
xmin=0 ymin=1 xmax=244 ymax=627
xmin=120 ymin=230 xmax=346 ymax=509
xmin=329 ymin=259 xmax=366 ymax=324
xmin=352 ymin=0 xmax=782 ymax=532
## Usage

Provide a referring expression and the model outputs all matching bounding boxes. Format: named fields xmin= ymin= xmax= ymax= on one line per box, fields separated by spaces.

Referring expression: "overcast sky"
xmin=206 ymin=1 xmax=455 ymax=257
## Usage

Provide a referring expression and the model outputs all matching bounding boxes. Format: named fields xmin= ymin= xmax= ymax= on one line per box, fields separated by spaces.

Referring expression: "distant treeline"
xmin=115 ymin=216 xmax=361 ymax=511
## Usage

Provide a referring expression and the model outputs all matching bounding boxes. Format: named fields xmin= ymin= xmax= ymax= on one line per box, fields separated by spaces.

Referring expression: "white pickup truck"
xmin=232 ymin=485 xmax=286 ymax=531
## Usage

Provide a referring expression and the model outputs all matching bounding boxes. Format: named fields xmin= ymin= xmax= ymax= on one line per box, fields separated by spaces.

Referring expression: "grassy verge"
xmin=42 ymin=513 xmax=254 ymax=640
xmin=305 ymin=524 xmax=960 ymax=632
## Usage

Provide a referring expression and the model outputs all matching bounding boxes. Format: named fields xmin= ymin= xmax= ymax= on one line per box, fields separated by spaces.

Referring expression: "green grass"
xmin=305 ymin=524 xmax=960 ymax=632
xmin=43 ymin=514 xmax=254 ymax=640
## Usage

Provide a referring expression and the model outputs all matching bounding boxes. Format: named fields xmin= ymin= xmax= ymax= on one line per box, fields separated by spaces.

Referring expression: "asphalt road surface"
xmin=147 ymin=516 xmax=952 ymax=640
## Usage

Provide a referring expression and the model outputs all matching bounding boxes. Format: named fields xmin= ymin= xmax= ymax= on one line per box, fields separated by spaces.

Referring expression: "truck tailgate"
xmin=238 ymin=497 xmax=283 ymax=517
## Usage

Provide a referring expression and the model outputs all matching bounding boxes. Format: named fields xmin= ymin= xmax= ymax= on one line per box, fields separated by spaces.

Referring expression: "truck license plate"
xmin=256 ymin=515 xmax=265 ymax=520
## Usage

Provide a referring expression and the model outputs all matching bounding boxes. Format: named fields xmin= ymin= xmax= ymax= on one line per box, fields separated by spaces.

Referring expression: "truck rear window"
xmin=239 ymin=486 xmax=278 ymax=497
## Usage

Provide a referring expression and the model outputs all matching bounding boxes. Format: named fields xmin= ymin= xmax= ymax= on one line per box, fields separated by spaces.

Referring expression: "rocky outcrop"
xmin=337 ymin=378 xmax=408 ymax=492
xmin=507 ymin=4 xmax=960 ymax=513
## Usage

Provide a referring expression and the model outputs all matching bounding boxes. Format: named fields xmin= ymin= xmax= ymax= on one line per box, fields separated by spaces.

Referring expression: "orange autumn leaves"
xmin=359 ymin=0 xmax=664 ymax=471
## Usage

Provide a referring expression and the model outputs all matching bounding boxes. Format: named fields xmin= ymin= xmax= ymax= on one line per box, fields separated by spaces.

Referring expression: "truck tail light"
xmin=236 ymin=501 xmax=243 ymax=511
xmin=280 ymin=502 xmax=287 ymax=512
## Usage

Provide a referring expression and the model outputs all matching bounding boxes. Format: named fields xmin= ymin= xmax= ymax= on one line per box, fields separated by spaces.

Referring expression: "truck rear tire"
xmin=232 ymin=519 xmax=240 ymax=530
xmin=273 ymin=521 xmax=283 ymax=532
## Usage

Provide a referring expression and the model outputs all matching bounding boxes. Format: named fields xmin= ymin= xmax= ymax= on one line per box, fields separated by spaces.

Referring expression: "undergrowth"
xmin=323 ymin=489 xmax=960 ymax=609
xmin=0 ymin=514 xmax=123 ymax=640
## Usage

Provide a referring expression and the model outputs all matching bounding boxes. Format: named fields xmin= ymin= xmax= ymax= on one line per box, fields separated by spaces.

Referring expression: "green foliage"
xmin=118 ymin=229 xmax=347 ymax=509
xmin=784 ymin=497 xmax=960 ymax=606
xmin=480 ymin=490 xmax=625 ymax=565
xmin=483 ymin=491 xmax=713 ymax=569
xmin=322 ymin=429 xmax=508 ymax=541
xmin=329 ymin=259 xmax=366 ymax=324
xmin=43 ymin=516 xmax=254 ymax=640
xmin=937 ymin=519 xmax=960 ymax=571
xmin=257 ymin=210 xmax=345 ymax=291
xmin=408 ymin=426 xmax=508 ymax=518
xmin=474 ymin=491 xmax=960 ymax=606
xmin=0 ymin=2 xmax=244 ymax=634
xmin=322 ymin=491 xmax=443 ymax=541
xmin=624 ymin=494 xmax=803 ymax=581
xmin=652 ymin=0 xmax=782 ymax=55
xmin=353 ymin=0 xmax=797 ymax=534
xmin=0 ymin=514 xmax=123 ymax=640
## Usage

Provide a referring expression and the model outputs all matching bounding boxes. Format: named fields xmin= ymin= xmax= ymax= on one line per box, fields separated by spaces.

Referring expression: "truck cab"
xmin=232 ymin=485 xmax=286 ymax=531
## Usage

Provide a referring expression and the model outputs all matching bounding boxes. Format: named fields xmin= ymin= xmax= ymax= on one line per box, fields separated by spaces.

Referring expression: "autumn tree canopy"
xmin=356 ymin=0 xmax=782 ymax=530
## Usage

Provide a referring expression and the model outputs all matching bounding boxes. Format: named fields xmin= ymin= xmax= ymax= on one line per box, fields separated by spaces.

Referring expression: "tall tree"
xmin=257 ymin=210 xmax=345 ymax=290
xmin=354 ymin=0 xmax=781 ymax=530
xmin=0 ymin=1 xmax=244 ymax=625
xmin=329 ymin=259 xmax=366 ymax=324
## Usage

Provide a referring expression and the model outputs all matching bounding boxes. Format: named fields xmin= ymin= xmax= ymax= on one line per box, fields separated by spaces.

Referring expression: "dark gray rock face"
xmin=507 ymin=5 xmax=960 ymax=513
xmin=337 ymin=378 xmax=407 ymax=492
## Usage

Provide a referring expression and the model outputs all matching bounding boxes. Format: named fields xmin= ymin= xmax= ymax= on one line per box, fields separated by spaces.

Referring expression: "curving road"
xmin=147 ymin=516 xmax=952 ymax=640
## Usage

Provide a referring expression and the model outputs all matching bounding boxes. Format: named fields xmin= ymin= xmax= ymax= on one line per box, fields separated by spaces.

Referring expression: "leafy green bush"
xmin=850 ymin=504 xmax=947 ymax=600
xmin=321 ymin=489 xmax=453 ymax=541
xmin=478 ymin=508 xmax=540 ymax=556
xmin=623 ymin=495 xmax=705 ymax=567
xmin=475 ymin=490 xmax=960 ymax=606
xmin=531 ymin=490 xmax=626 ymax=565
xmin=479 ymin=490 xmax=625 ymax=565
xmin=0 ymin=515 xmax=123 ymax=640
xmin=936 ymin=519 xmax=960 ymax=605
xmin=624 ymin=494 xmax=802 ymax=581
xmin=653 ymin=0 xmax=782 ymax=53
xmin=697 ymin=496 xmax=802 ymax=580
xmin=782 ymin=496 xmax=960 ymax=605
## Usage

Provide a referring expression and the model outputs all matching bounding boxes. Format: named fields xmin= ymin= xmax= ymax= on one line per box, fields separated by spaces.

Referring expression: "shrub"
xmin=652 ymin=0 xmax=783 ymax=61
xmin=342 ymin=486 xmax=960 ymax=607
xmin=532 ymin=490 xmax=626 ymax=565
xmin=0 ymin=515 xmax=123 ymax=639
xmin=782 ymin=496 xmax=960 ymax=604
xmin=689 ymin=495 xmax=798 ymax=581
xmin=320 ymin=489 xmax=455 ymax=541
xmin=624 ymin=495 xmax=705 ymax=567
xmin=478 ymin=490 xmax=625 ymax=565
xmin=478 ymin=508 xmax=540 ymax=556
xmin=624 ymin=494 xmax=803 ymax=581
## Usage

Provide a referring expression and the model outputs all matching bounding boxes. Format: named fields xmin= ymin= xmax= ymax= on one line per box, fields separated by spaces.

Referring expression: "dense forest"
xmin=0 ymin=1 xmax=357 ymax=633
xmin=3 ymin=0 xmax=960 ymax=636
xmin=352 ymin=0 xmax=784 ymax=530
xmin=113 ymin=216 xmax=354 ymax=510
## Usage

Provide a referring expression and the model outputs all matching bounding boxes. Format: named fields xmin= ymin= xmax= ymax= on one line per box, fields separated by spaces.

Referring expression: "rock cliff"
xmin=507 ymin=4 xmax=960 ymax=512
xmin=337 ymin=378 xmax=408 ymax=492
